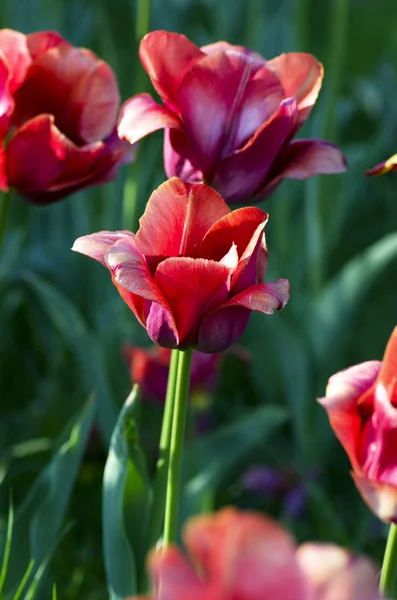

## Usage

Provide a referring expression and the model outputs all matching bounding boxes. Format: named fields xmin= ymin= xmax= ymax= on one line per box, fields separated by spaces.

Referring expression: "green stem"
xmin=380 ymin=524 xmax=397 ymax=598
xmin=0 ymin=192 xmax=11 ymax=257
xmin=148 ymin=349 xmax=180 ymax=547
xmin=163 ymin=349 xmax=193 ymax=547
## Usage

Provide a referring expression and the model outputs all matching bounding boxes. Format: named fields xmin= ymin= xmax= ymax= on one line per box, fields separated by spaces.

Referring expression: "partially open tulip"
xmin=118 ymin=30 xmax=347 ymax=205
xmin=0 ymin=29 xmax=132 ymax=203
xmin=366 ymin=153 xmax=397 ymax=177
xmin=127 ymin=508 xmax=381 ymax=600
xmin=319 ymin=327 xmax=397 ymax=523
xmin=73 ymin=177 xmax=289 ymax=352
xmin=123 ymin=345 xmax=221 ymax=403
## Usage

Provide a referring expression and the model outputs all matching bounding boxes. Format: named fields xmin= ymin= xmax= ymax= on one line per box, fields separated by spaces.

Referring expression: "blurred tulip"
xmin=118 ymin=30 xmax=347 ymax=205
xmin=319 ymin=327 xmax=397 ymax=522
xmin=123 ymin=344 xmax=221 ymax=404
xmin=366 ymin=153 xmax=397 ymax=177
xmin=73 ymin=177 xmax=289 ymax=352
xmin=127 ymin=507 xmax=381 ymax=600
xmin=0 ymin=29 xmax=133 ymax=203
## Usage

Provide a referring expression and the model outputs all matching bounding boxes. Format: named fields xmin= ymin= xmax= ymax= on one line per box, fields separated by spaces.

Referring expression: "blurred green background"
xmin=1 ymin=0 xmax=397 ymax=597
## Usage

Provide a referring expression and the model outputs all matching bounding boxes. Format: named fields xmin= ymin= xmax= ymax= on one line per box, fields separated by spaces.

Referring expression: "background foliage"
xmin=1 ymin=0 xmax=397 ymax=597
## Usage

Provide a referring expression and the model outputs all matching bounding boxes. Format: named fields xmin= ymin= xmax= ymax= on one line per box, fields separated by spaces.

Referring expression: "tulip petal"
xmin=154 ymin=257 xmax=230 ymax=347
xmin=145 ymin=302 xmax=180 ymax=349
xmin=184 ymin=508 xmax=307 ymax=600
xmin=201 ymin=41 xmax=267 ymax=68
xmin=200 ymin=206 xmax=267 ymax=265
xmin=139 ymin=30 xmax=204 ymax=109
xmin=7 ymin=115 xmax=125 ymax=203
xmin=163 ymin=128 xmax=203 ymax=182
xmin=26 ymin=31 xmax=65 ymax=59
xmin=177 ymin=50 xmax=262 ymax=175
xmin=105 ymin=237 xmax=170 ymax=311
xmin=378 ymin=326 xmax=397 ymax=398
xmin=0 ymin=144 xmax=7 ymax=191
xmin=268 ymin=52 xmax=323 ymax=122
xmin=135 ymin=178 xmax=230 ymax=259
xmin=198 ymin=280 xmax=289 ymax=353
xmin=297 ymin=543 xmax=380 ymax=600
xmin=118 ymin=93 xmax=182 ymax=145
xmin=13 ymin=42 xmax=119 ymax=144
xmin=212 ymin=98 xmax=298 ymax=204
xmin=72 ymin=230 xmax=135 ymax=266
xmin=148 ymin=546 xmax=205 ymax=600
xmin=273 ymin=139 xmax=347 ymax=179
xmin=366 ymin=153 xmax=397 ymax=176
xmin=0 ymin=57 xmax=12 ymax=138
xmin=352 ymin=472 xmax=397 ymax=524
xmin=0 ymin=29 xmax=31 ymax=93
xmin=318 ymin=361 xmax=381 ymax=472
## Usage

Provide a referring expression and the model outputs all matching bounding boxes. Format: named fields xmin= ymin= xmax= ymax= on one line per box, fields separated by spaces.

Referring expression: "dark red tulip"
xmin=319 ymin=327 xmax=397 ymax=522
xmin=0 ymin=29 xmax=132 ymax=203
xmin=73 ymin=177 xmax=289 ymax=352
xmin=126 ymin=508 xmax=381 ymax=600
xmin=118 ymin=31 xmax=347 ymax=205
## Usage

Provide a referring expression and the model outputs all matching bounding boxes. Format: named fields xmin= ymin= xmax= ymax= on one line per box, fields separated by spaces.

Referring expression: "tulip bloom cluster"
xmin=73 ymin=177 xmax=289 ymax=352
xmin=130 ymin=508 xmax=381 ymax=600
xmin=319 ymin=328 xmax=397 ymax=523
xmin=119 ymin=31 xmax=347 ymax=204
xmin=0 ymin=28 xmax=131 ymax=203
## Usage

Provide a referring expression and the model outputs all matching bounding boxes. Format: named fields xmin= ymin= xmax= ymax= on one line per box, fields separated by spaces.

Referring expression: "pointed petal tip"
xmin=366 ymin=154 xmax=397 ymax=177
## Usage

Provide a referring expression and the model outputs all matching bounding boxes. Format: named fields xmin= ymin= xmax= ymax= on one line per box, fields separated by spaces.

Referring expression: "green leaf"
xmin=311 ymin=232 xmax=397 ymax=362
xmin=182 ymin=405 xmax=287 ymax=520
xmin=22 ymin=271 xmax=118 ymax=442
xmin=0 ymin=498 xmax=14 ymax=596
xmin=103 ymin=386 xmax=151 ymax=600
xmin=1 ymin=398 xmax=96 ymax=596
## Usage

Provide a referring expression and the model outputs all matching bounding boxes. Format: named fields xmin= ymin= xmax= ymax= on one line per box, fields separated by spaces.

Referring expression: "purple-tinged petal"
xmin=72 ymin=230 xmax=134 ymax=265
xmin=105 ymin=237 xmax=170 ymax=310
xmin=163 ymin=128 xmax=203 ymax=182
xmin=268 ymin=52 xmax=323 ymax=122
xmin=197 ymin=305 xmax=251 ymax=353
xmin=201 ymin=41 xmax=267 ymax=68
xmin=225 ymin=279 xmax=290 ymax=313
xmin=212 ymin=98 xmax=298 ymax=204
xmin=177 ymin=50 xmax=260 ymax=175
xmin=135 ymin=178 xmax=230 ymax=259
xmin=274 ymin=139 xmax=347 ymax=179
xmin=139 ymin=31 xmax=204 ymax=109
xmin=117 ymin=93 xmax=181 ymax=145
xmin=154 ymin=257 xmax=230 ymax=347
xmin=146 ymin=302 xmax=179 ymax=349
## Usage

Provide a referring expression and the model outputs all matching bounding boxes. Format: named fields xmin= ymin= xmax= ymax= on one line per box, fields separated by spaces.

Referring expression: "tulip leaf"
xmin=103 ymin=386 xmax=151 ymax=600
xmin=182 ymin=405 xmax=287 ymax=520
xmin=310 ymin=232 xmax=397 ymax=362
xmin=0 ymin=398 xmax=95 ymax=597
xmin=22 ymin=271 xmax=118 ymax=442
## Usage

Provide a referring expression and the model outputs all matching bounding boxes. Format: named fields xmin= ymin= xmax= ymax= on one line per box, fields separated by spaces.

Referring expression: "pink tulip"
xmin=319 ymin=327 xmax=397 ymax=522
xmin=73 ymin=178 xmax=289 ymax=352
xmin=126 ymin=508 xmax=381 ymax=600
xmin=118 ymin=31 xmax=347 ymax=205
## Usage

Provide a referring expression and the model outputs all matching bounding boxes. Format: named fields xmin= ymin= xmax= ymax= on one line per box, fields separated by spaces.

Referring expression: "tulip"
xmin=118 ymin=30 xmax=347 ymax=205
xmin=73 ymin=177 xmax=289 ymax=352
xmin=123 ymin=344 xmax=221 ymax=404
xmin=318 ymin=327 xmax=397 ymax=522
xmin=127 ymin=507 xmax=381 ymax=600
xmin=0 ymin=29 xmax=132 ymax=203
xmin=366 ymin=154 xmax=397 ymax=177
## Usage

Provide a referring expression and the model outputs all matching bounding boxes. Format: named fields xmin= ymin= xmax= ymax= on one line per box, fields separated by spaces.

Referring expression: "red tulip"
xmin=73 ymin=177 xmax=289 ymax=352
xmin=127 ymin=508 xmax=381 ymax=600
xmin=319 ymin=327 xmax=397 ymax=522
xmin=0 ymin=29 xmax=132 ymax=203
xmin=118 ymin=31 xmax=347 ymax=205
xmin=123 ymin=345 xmax=221 ymax=404
xmin=366 ymin=153 xmax=397 ymax=177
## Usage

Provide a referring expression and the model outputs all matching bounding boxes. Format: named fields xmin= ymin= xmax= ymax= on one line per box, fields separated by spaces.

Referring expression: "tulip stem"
xmin=163 ymin=348 xmax=193 ymax=546
xmin=0 ymin=191 xmax=10 ymax=257
xmin=380 ymin=523 xmax=397 ymax=597
xmin=148 ymin=349 xmax=180 ymax=547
